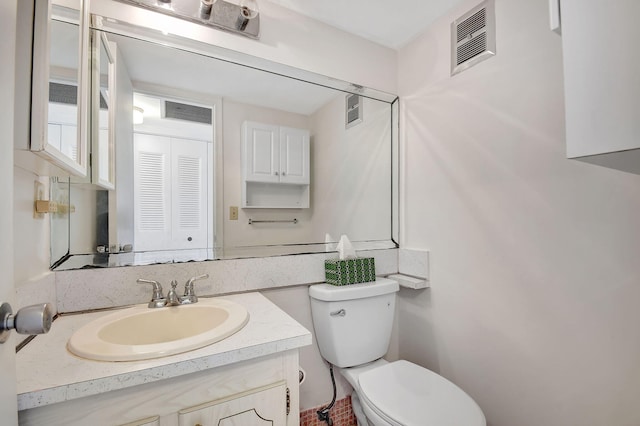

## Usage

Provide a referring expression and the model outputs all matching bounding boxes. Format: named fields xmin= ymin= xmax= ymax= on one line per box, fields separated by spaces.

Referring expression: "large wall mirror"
xmin=50 ymin=11 xmax=399 ymax=270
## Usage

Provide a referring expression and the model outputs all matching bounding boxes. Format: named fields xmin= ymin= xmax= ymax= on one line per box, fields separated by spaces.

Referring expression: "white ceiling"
xmin=265 ymin=0 xmax=465 ymax=49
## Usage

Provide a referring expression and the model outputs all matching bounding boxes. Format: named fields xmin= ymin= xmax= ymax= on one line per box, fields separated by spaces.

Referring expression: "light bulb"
xmin=237 ymin=0 xmax=259 ymax=31
xmin=200 ymin=0 xmax=217 ymax=16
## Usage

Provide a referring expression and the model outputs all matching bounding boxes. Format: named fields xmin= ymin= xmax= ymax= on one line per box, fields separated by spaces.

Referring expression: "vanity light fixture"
xmin=133 ymin=106 xmax=144 ymax=124
xmin=115 ymin=0 xmax=261 ymax=39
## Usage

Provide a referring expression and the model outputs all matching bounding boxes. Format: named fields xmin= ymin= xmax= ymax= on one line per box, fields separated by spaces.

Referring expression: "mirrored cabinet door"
xmin=91 ymin=29 xmax=116 ymax=190
xmin=31 ymin=0 xmax=90 ymax=177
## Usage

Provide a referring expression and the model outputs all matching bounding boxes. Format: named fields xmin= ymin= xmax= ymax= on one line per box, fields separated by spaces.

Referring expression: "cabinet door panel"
xmin=244 ymin=122 xmax=280 ymax=183
xmin=279 ymin=127 xmax=309 ymax=185
xmin=178 ymin=382 xmax=286 ymax=426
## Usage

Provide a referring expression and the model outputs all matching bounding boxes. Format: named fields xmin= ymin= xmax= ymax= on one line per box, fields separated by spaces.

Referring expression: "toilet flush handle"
xmin=330 ymin=309 xmax=346 ymax=317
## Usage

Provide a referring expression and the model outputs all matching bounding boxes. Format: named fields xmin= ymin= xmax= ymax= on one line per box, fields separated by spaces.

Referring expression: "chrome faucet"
xmin=181 ymin=274 xmax=209 ymax=304
xmin=166 ymin=280 xmax=181 ymax=306
xmin=137 ymin=274 xmax=209 ymax=308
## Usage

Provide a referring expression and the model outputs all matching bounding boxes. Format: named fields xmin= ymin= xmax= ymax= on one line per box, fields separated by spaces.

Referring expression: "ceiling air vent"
xmin=49 ymin=82 xmax=77 ymax=105
xmin=345 ymin=93 xmax=363 ymax=129
xmin=451 ymin=0 xmax=496 ymax=76
xmin=163 ymin=100 xmax=212 ymax=125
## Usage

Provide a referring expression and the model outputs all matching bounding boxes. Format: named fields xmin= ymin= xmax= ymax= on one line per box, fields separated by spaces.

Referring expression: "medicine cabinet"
xmin=31 ymin=0 xmax=91 ymax=177
xmin=559 ymin=0 xmax=640 ymax=174
xmin=31 ymin=0 xmax=117 ymax=189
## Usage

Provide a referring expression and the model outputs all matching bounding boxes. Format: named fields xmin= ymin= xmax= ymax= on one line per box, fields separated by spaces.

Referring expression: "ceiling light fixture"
xmin=115 ymin=0 xmax=260 ymax=39
xmin=133 ymin=106 xmax=144 ymax=125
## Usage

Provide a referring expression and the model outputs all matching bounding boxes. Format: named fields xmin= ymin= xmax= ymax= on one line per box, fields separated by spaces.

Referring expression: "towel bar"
xmin=248 ymin=218 xmax=298 ymax=225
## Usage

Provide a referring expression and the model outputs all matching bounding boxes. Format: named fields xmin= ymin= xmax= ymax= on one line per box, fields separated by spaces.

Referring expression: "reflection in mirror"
xmin=132 ymin=92 xmax=214 ymax=256
xmin=51 ymin=17 xmax=397 ymax=270
xmin=47 ymin=17 xmax=81 ymax=164
xmin=92 ymin=31 xmax=115 ymax=189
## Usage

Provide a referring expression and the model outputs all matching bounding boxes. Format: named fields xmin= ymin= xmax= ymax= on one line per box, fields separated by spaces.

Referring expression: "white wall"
xmin=13 ymin=168 xmax=51 ymax=285
xmin=310 ymin=96 xmax=392 ymax=244
xmin=398 ymin=0 xmax=640 ymax=425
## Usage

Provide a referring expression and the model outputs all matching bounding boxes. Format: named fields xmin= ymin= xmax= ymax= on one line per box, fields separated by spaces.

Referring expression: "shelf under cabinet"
xmin=243 ymin=181 xmax=309 ymax=209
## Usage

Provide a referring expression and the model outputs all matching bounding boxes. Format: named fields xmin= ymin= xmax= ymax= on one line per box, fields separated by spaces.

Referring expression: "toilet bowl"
xmin=309 ymin=278 xmax=486 ymax=426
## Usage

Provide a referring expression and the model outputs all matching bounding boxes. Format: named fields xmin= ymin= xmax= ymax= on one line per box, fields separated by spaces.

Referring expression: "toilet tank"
xmin=309 ymin=278 xmax=399 ymax=368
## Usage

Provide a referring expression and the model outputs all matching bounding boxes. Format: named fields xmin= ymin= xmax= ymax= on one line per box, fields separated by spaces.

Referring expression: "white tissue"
xmin=336 ymin=234 xmax=357 ymax=260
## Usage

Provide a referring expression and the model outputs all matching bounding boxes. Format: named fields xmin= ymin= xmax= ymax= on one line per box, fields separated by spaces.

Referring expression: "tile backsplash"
xmin=398 ymin=248 xmax=429 ymax=279
xmin=53 ymin=249 xmax=399 ymax=313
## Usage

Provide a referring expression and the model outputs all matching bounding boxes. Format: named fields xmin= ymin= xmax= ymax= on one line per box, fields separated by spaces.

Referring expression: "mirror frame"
xmin=90 ymin=27 xmax=116 ymax=189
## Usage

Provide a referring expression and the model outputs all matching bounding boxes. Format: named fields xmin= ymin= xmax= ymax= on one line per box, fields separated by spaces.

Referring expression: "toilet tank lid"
xmin=309 ymin=278 xmax=399 ymax=301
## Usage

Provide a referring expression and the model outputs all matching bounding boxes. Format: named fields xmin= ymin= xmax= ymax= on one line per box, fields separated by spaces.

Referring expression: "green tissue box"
xmin=325 ymin=257 xmax=376 ymax=286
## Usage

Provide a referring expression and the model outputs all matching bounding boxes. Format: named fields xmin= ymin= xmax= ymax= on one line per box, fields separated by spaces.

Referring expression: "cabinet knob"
xmin=282 ymin=171 xmax=286 ymax=176
xmin=274 ymin=171 xmax=279 ymax=176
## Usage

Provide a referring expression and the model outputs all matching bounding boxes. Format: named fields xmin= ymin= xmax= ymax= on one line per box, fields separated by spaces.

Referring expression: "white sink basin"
xmin=67 ymin=298 xmax=249 ymax=362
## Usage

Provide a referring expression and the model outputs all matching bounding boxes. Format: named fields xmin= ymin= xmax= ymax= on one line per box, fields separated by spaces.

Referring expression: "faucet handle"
xmin=137 ymin=279 xmax=166 ymax=308
xmin=182 ymin=274 xmax=209 ymax=304
xmin=188 ymin=274 xmax=209 ymax=284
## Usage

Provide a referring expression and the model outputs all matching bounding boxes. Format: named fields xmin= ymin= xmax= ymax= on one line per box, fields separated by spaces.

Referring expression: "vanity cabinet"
xmin=559 ymin=0 xmax=640 ymax=174
xmin=178 ymin=381 xmax=287 ymax=426
xmin=242 ymin=121 xmax=310 ymax=208
xmin=19 ymin=350 xmax=299 ymax=426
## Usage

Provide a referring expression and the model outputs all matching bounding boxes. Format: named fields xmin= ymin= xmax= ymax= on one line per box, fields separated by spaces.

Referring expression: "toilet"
xmin=309 ymin=278 xmax=486 ymax=426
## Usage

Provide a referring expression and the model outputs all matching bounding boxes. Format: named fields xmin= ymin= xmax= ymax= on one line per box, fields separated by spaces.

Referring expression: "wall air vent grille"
xmin=163 ymin=101 xmax=212 ymax=124
xmin=345 ymin=94 xmax=363 ymax=129
xmin=457 ymin=7 xmax=486 ymax=43
xmin=49 ymin=82 xmax=77 ymax=105
xmin=451 ymin=0 xmax=496 ymax=76
xmin=457 ymin=32 xmax=487 ymax=65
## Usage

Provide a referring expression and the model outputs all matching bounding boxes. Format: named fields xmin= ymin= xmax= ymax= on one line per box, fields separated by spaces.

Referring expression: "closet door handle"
xmin=0 ymin=302 xmax=53 ymax=343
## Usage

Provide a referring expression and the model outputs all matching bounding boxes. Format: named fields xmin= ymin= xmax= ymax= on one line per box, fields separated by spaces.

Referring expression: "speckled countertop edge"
xmin=16 ymin=292 xmax=312 ymax=411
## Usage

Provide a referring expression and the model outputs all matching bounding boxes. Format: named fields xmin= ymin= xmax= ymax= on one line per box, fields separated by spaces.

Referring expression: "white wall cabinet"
xmin=559 ymin=0 xmax=640 ymax=174
xmin=242 ymin=121 xmax=310 ymax=208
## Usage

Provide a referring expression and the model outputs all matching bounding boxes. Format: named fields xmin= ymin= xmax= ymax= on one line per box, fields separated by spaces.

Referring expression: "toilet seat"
xmin=358 ymin=360 xmax=486 ymax=426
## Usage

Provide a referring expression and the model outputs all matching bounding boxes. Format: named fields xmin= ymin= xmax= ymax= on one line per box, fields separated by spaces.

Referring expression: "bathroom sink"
xmin=67 ymin=298 xmax=249 ymax=361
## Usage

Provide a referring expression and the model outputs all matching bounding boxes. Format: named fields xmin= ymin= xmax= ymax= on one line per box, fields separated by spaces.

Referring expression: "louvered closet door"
xmin=134 ymin=133 xmax=172 ymax=251
xmin=171 ymin=138 xmax=209 ymax=250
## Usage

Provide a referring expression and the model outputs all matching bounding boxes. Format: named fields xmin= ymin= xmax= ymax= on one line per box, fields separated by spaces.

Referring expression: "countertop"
xmin=16 ymin=292 xmax=312 ymax=411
